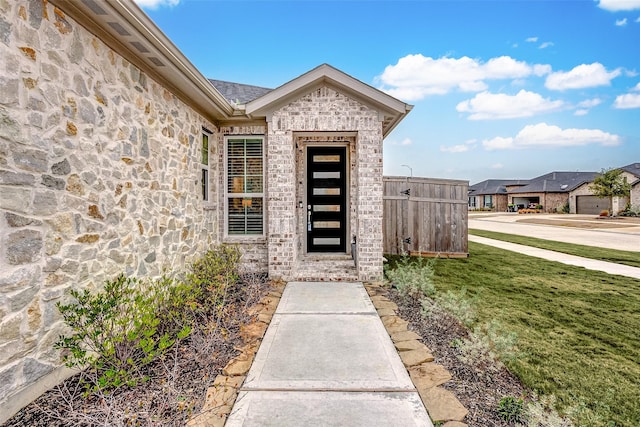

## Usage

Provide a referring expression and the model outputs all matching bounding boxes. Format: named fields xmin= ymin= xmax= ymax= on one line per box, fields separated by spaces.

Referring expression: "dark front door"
xmin=307 ymin=146 xmax=347 ymax=252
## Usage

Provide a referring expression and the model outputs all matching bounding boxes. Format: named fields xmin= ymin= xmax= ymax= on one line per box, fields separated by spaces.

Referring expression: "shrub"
xmin=55 ymin=274 xmax=187 ymax=392
xmin=525 ymin=394 xmax=574 ymax=427
xmin=55 ymin=245 xmax=241 ymax=393
xmin=620 ymin=204 xmax=640 ymax=217
xmin=498 ymin=396 xmax=525 ymax=423
xmin=434 ymin=288 xmax=477 ymax=326
xmin=453 ymin=319 xmax=519 ymax=370
xmin=599 ymin=209 xmax=609 ymax=217
xmin=384 ymin=254 xmax=436 ymax=299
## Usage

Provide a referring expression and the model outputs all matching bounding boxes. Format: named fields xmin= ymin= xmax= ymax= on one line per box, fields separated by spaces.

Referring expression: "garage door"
xmin=576 ymin=196 xmax=610 ymax=214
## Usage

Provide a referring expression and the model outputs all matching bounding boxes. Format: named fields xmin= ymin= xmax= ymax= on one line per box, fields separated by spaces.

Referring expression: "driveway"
xmin=468 ymin=213 xmax=640 ymax=252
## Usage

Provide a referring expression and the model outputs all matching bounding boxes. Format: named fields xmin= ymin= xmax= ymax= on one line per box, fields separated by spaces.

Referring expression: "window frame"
xmin=224 ymin=135 xmax=265 ymax=238
xmin=201 ymin=130 xmax=212 ymax=203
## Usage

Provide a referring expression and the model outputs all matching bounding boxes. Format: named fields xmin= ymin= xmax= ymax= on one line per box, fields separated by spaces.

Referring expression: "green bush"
xmin=55 ymin=274 xmax=186 ymax=391
xmin=384 ymin=254 xmax=436 ymax=299
xmin=435 ymin=288 xmax=477 ymax=326
xmin=55 ymin=245 xmax=241 ymax=393
xmin=498 ymin=396 xmax=525 ymax=423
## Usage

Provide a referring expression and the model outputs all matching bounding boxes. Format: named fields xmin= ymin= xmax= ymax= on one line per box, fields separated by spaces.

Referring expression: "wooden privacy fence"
xmin=383 ymin=176 xmax=469 ymax=257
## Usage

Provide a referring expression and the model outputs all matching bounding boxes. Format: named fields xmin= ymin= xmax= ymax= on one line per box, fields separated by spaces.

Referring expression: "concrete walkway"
xmin=225 ymin=281 xmax=433 ymax=426
xmin=469 ymin=235 xmax=640 ymax=279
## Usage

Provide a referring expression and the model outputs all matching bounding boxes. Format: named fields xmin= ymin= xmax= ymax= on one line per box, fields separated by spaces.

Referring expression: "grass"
xmin=469 ymin=228 xmax=640 ymax=269
xmin=414 ymin=241 xmax=640 ymax=426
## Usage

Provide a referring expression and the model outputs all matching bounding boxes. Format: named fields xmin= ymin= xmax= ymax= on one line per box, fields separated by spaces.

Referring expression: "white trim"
xmin=201 ymin=130 xmax=211 ymax=204
xmin=223 ymin=136 xmax=266 ymax=239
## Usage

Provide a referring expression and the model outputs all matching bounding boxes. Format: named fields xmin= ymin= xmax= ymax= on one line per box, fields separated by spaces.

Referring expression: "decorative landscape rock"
xmin=364 ymin=282 xmax=468 ymax=425
xmin=395 ymin=339 xmax=431 ymax=352
xmin=390 ymin=330 xmax=422 ymax=343
xmin=239 ymin=321 xmax=269 ymax=342
xmin=376 ymin=308 xmax=396 ymax=316
xmin=399 ymin=348 xmax=435 ymax=367
xmin=421 ymin=387 xmax=469 ymax=422
xmin=409 ymin=363 xmax=452 ymax=390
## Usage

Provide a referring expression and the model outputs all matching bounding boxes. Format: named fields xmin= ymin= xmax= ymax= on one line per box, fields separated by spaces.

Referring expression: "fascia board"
xmin=51 ymin=0 xmax=235 ymax=122
xmin=246 ymin=64 xmax=412 ymax=120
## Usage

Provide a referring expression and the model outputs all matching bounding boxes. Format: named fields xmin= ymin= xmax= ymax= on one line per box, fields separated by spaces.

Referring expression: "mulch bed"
xmin=384 ymin=286 xmax=529 ymax=427
xmin=5 ymin=278 xmax=529 ymax=426
xmin=2 ymin=278 xmax=270 ymax=427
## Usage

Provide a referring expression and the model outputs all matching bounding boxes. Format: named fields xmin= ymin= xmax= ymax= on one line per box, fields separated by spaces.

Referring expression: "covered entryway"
xmin=306 ymin=146 xmax=347 ymax=252
xmin=576 ymin=195 xmax=610 ymax=214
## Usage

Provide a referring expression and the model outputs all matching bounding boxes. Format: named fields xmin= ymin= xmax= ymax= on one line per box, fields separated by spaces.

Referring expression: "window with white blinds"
xmin=201 ymin=132 xmax=209 ymax=202
xmin=226 ymin=137 xmax=264 ymax=235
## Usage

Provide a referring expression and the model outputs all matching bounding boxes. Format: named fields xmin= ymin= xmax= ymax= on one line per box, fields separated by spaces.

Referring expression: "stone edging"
xmin=186 ymin=280 xmax=287 ymax=427
xmin=364 ymin=282 xmax=469 ymax=427
xmin=187 ymin=280 xmax=468 ymax=426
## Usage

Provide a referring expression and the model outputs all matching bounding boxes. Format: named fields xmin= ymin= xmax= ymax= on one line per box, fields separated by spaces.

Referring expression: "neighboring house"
xmin=510 ymin=171 xmax=599 ymax=213
xmin=618 ymin=162 xmax=640 ymax=210
xmin=468 ymin=179 xmax=528 ymax=211
xmin=0 ymin=0 xmax=412 ymax=419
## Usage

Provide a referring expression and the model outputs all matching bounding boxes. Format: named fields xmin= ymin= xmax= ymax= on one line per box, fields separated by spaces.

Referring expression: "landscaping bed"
xmin=385 ymin=241 xmax=640 ymax=426
xmin=2 ymin=247 xmax=271 ymax=427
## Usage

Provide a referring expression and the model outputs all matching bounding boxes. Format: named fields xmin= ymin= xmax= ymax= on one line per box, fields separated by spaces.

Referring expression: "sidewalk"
xmin=469 ymin=235 xmax=640 ymax=279
xmin=225 ymin=281 xmax=433 ymax=426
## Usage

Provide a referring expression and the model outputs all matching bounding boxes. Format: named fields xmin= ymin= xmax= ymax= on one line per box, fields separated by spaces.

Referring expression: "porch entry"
xmin=306 ymin=146 xmax=347 ymax=252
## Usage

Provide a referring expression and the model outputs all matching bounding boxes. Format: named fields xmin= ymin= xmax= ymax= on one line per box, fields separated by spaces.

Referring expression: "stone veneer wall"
xmin=268 ymin=86 xmax=384 ymax=281
xmin=0 ymin=0 xmax=218 ymax=413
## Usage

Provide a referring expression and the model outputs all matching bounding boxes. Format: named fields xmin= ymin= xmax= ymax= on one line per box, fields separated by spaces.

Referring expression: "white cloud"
xmin=545 ymin=63 xmax=621 ymax=90
xmin=526 ymin=37 xmax=539 ymax=43
xmin=613 ymin=82 xmax=640 ymax=108
xmin=440 ymin=144 xmax=471 ymax=153
xmin=135 ymin=0 xmax=180 ymax=9
xmin=491 ymin=163 xmax=504 ymax=169
xmin=539 ymin=42 xmax=554 ymax=49
xmin=577 ymin=98 xmax=603 ymax=108
xmin=616 ymin=18 xmax=628 ymax=26
xmin=573 ymin=98 xmax=602 ymax=116
xmin=377 ymin=54 xmax=551 ymax=101
xmin=386 ymin=137 xmax=413 ymax=146
xmin=456 ymin=90 xmax=564 ymax=120
xmin=598 ymin=0 xmax=640 ymax=11
xmin=482 ymin=123 xmax=621 ymax=150
xmin=614 ymin=93 xmax=640 ymax=108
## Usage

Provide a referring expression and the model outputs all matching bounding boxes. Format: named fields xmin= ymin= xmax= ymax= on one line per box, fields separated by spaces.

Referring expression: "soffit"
xmin=51 ymin=0 xmax=234 ymax=122
xmin=245 ymin=64 xmax=413 ymax=137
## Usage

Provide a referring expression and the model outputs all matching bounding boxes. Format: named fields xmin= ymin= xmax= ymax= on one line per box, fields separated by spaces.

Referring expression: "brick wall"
xmin=268 ymin=87 xmax=385 ymax=281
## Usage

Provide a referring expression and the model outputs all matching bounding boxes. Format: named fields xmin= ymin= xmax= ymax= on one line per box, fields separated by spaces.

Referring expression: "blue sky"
xmin=138 ymin=0 xmax=640 ymax=184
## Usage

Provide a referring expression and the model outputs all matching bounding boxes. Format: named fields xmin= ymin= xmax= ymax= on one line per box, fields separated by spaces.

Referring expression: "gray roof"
xmin=208 ymin=79 xmax=272 ymax=105
xmin=619 ymin=162 xmax=640 ymax=178
xmin=468 ymin=179 xmax=529 ymax=196
xmin=509 ymin=171 xmax=598 ymax=194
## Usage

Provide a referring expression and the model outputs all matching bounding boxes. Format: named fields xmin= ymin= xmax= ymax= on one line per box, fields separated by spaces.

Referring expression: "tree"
xmin=589 ymin=168 xmax=631 ymax=216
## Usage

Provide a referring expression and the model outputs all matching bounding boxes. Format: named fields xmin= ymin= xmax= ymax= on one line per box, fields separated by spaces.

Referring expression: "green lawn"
xmin=429 ymin=241 xmax=640 ymax=426
xmin=469 ymin=228 xmax=640 ymax=268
